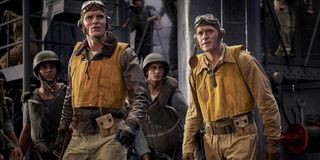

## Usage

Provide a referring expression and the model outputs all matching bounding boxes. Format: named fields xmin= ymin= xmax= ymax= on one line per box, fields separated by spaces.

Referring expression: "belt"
xmin=204 ymin=113 xmax=254 ymax=135
xmin=73 ymin=107 xmax=126 ymax=119
xmin=71 ymin=107 xmax=125 ymax=135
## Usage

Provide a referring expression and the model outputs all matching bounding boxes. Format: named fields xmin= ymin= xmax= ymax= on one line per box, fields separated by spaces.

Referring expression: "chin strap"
xmin=39 ymin=74 xmax=57 ymax=97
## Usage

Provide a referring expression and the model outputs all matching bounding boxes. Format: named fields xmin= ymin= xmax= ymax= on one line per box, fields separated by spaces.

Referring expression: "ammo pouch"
xmin=142 ymin=105 xmax=183 ymax=153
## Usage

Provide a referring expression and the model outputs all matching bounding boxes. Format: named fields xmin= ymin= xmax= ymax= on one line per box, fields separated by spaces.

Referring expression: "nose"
xmin=154 ymin=68 xmax=160 ymax=73
xmin=92 ymin=17 xmax=98 ymax=24
xmin=201 ymin=32 xmax=209 ymax=40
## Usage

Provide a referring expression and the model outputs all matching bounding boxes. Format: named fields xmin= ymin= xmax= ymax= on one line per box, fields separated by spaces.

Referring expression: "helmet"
xmin=194 ymin=13 xmax=225 ymax=42
xmin=143 ymin=53 xmax=169 ymax=77
xmin=33 ymin=50 xmax=61 ymax=79
xmin=78 ymin=0 xmax=110 ymax=30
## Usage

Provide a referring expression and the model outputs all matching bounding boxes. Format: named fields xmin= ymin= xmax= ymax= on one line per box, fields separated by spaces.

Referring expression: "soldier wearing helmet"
xmin=124 ymin=0 xmax=160 ymax=61
xmin=131 ymin=53 xmax=187 ymax=160
xmin=19 ymin=50 xmax=66 ymax=160
xmin=57 ymin=1 xmax=149 ymax=159
xmin=183 ymin=14 xmax=281 ymax=160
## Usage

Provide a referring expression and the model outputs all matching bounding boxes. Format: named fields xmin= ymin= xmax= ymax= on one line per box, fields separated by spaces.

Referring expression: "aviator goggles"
xmin=81 ymin=0 xmax=106 ymax=14
xmin=194 ymin=14 xmax=220 ymax=28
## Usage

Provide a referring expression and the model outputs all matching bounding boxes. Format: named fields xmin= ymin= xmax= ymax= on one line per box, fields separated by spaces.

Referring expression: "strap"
xmin=229 ymin=45 xmax=251 ymax=89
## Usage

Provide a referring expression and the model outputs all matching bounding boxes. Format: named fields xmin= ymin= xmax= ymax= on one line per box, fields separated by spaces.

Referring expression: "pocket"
xmin=235 ymin=122 xmax=257 ymax=136
xmin=95 ymin=113 xmax=116 ymax=137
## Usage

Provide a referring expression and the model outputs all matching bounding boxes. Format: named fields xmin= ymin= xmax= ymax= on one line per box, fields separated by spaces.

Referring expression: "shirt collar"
xmin=196 ymin=44 xmax=237 ymax=75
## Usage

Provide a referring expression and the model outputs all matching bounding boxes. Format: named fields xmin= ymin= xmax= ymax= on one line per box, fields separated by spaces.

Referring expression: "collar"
xmin=195 ymin=44 xmax=238 ymax=75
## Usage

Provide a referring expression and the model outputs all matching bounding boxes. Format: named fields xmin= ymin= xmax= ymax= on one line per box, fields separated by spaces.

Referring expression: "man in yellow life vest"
xmin=182 ymin=13 xmax=281 ymax=160
xmin=57 ymin=1 xmax=150 ymax=159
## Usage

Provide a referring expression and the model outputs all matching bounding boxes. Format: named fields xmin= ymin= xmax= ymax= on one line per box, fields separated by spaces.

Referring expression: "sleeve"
xmin=239 ymin=53 xmax=281 ymax=141
xmin=182 ymin=72 xmax=203 ymax=154
xmin=171 ymin=91 xmax=188 ymax=125
xmin=1 ymin=88 xmax=15 ymax=132
xmin=120 ymin=47 xmax=150 ymax=127
xmin=58 ymin=57 xmax=73 ymax=132
xmin=134 ymin=127 xmax=151 ymax=157
xmin=22 ymin=102 xmax=30 ymax=124
xmin=2 ymin=104 xmax=14 ymax=133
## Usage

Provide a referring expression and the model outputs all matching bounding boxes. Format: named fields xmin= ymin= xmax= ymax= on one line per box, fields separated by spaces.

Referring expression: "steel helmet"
xmin=33 ymin=50 xmax=61 ymax=79
xmin=143 ymin=53 xmax=169 ymax=77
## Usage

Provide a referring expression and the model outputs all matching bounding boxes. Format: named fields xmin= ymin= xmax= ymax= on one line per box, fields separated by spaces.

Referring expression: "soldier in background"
xmin=159 ymin=0 xmax=178 ymax=72
xmin=0 ymin=10 xmax=38 ymax=68
xmin=19 ymin=50 xmax=66 ymax=160
xmin=133 ymin=53 xmax=187 ymax=160
xmin=0 ymin=71 xmax=23 ymax=160
xmin=274 ymin=0 xmax=314 ymax=56
xmin=126 ymin=0 xmax=160 ymax=61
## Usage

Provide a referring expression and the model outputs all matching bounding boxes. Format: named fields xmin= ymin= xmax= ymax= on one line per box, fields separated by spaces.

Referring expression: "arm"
xmin=1 ymin=92 xmax=22 ymax=159
xmin=171 ymin=91 xmax=188 ymax=124
xmin=238 ymin=53 xmax=281 ymax=159
xmin=18 ymin=103 xmax=31 ymax=155
xmin=182 ymin=73 xmax=203 ymax=156
xmin=120 ymin=47 xmax=150 ymax=127
xmin=239 ymin=53 xmax=281 ymax=140
xmin=115 ymin=47 xmax=150 ymax=147
xmin=58 ymin=58 xmax=73 ymax=134
xmin=3 ymin=121 xmax=22 ymax=160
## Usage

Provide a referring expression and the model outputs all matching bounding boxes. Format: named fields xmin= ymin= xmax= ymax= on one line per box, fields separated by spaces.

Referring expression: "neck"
xmin=87 ymin=34 xmax=106 ymax=53
xmin=39 ymin=81 xmax=60 ymax=100
xmin=206 ymin=43 xmax=223 ymax=64
xmin=148 ymin=80 xmax=162 ymax=97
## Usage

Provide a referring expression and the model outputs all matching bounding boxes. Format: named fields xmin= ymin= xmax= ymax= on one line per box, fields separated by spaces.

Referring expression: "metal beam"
xmin=23 ymin=0 xmax=31 ymax=92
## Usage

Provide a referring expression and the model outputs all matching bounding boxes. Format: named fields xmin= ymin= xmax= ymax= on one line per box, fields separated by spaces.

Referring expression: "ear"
xmin=220 ymin=28 xmax=225 ymax=39
xmin=193 ymin=34 xmax=199 ymax=47
xmin=218 ymin=27 xmax=225 ymax=43
xmin=77 ymin=20 xmax=82 ymax=29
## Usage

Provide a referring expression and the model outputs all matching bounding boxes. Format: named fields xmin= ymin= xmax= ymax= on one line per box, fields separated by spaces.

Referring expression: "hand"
xmin=182 ymin=153 xmax=194 ymax=160
xmin=115 ymin=129 xmax=135 ymax=147
xmin=264 ymin=140 xmax=280 ymax=160
xmin=115 ymin=122 xmax=138 ymax=147
xmin=10 ymin=146 xmax=23 ymax=160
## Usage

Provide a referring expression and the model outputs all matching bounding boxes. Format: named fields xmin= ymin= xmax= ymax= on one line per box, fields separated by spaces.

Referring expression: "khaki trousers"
xmin=63 ymin=131 xmax=127 ymax=160
xmin=203 ymin=122 xmax=257 ymax=160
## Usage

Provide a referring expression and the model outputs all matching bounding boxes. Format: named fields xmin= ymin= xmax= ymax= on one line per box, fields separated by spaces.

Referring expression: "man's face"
xmin=147 ymin=62 xmax=165 ymax=83
xmin=196 ymin=23 xmax=220 ymax=53
xmin=83 ymin=10 xmax=107 ymax=38
xmin=39 ymin=62 xmax=57 ymax=82
xmin=134 ymin=0 xmax=143 ymax=7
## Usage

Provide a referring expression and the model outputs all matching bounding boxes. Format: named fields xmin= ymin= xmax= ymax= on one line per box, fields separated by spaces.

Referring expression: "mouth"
xmin=201 ymin=42 xmax=210 ymax=46
xmin=91 ymin=26 xmax=101 ymax=31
